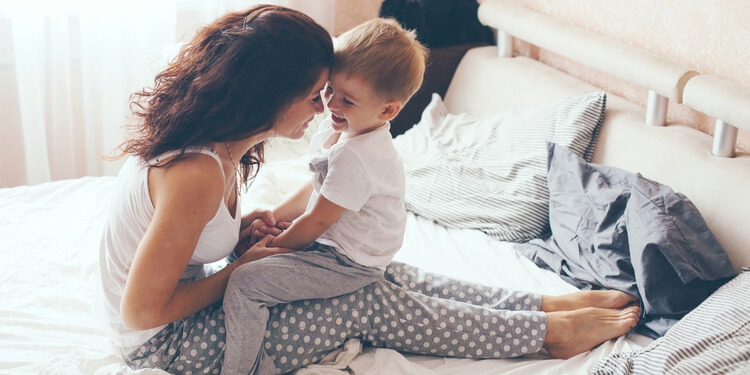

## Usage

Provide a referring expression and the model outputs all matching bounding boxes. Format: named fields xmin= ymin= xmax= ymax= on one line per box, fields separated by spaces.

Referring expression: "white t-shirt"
xmin=307 ymin=121 xmax=406 ymax=269
xmin=95 ymin=147 xmax=241 ymax=348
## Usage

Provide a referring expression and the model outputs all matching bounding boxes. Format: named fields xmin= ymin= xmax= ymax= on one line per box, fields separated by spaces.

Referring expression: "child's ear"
xmin=378 ymin=101 xmax=403 ymax=122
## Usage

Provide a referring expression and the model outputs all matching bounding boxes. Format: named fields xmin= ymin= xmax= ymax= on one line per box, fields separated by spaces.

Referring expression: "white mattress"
xmin=0 ymin=139 xmax=652 ymax=374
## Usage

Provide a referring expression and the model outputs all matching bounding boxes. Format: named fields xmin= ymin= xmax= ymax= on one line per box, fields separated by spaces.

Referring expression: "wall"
xmin=337 ymin=0 xmax=750 ymax=153
xmin=510 ymin=0 xmax=750 ymax=153
xmin=333 ymin=0 xmax=383 ymax=36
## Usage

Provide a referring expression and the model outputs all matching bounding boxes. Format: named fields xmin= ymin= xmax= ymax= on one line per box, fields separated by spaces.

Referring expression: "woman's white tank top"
xmin=96 ymin=147 xmax=241 ymax=348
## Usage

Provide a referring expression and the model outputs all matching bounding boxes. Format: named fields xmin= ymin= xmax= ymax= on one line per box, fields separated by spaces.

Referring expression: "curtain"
xmin=0 ymin=0 xmax=335 ymax=188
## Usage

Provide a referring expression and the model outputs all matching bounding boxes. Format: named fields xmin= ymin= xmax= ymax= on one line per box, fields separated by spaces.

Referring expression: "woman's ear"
xmin=378 ymin=101 xmax=403 ymax=122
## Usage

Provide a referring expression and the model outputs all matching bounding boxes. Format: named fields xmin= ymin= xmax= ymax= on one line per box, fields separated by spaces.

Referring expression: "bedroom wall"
xmin=332 ymin=0 xmax=383 ymax=36
xmin=340 ymin=0 xmax=749 ymax=153
xmin=508 ymin=0 xmax=750 ymax=153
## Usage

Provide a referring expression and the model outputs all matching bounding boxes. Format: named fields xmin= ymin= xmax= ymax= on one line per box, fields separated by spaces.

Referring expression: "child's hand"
xmin=250 ymin=218 xmax=293 ymax=243
xmin=258 ymin=220 xmax=292 ymax=236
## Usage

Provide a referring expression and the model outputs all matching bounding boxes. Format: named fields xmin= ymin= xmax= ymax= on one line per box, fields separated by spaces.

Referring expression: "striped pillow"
xmin=393 ymin=92 xmax=606 ymax=242
xmin=592 ymin=269 xmax=750 ymax=375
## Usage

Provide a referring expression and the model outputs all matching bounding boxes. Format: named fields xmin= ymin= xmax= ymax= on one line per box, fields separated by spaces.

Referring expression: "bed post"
xmin=497 ymin=30 xmax=513 ymax=58
xmin=645 ymin=90 xmax=668 ymax=126
xmin=712 ymin=120 xmax=739 ymax=158
xmin=682 ymin=74 xmax=749 ymax=159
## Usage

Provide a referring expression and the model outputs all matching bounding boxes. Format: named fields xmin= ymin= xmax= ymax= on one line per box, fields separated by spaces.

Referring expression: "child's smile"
xmin=324 ymin=73 xmax=399 ymax=137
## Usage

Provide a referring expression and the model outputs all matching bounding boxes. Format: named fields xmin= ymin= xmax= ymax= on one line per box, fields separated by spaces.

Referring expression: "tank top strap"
xmin=148 ymin=147 xmax=223 ymax=176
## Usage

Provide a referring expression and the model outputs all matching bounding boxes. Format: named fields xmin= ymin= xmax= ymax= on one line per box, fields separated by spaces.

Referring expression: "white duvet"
xmin=0 ymin=135 xmax=651 ymax=375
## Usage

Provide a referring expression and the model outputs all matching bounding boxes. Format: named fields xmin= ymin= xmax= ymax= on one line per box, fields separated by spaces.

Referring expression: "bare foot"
xmin=542 ymin=306 xmax=641 ymax=359
xmin=541 ymin=290 xmax=638 ymax=312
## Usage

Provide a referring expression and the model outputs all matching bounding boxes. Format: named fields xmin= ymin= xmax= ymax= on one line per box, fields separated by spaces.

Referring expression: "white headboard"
xmin=443 ymin=0 xmax=750 ymax=271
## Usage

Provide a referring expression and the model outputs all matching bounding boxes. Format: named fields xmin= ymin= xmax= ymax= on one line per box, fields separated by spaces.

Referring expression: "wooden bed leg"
xmin=712 ymin=119 xmax=738 ymax=158
xmin=497 ymin=30 xmax=513 ymax=57
xmin=645 ymin=89 xmax=668 ymax=126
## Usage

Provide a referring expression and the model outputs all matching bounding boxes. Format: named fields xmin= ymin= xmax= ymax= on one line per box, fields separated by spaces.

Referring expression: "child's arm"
xmin=269 ymin=193 xmax=345 ymax=250
xmin=272 ymin=181 xmax=315 ymax=223
xmin=235 ymin=182 xmax=313 ymax=254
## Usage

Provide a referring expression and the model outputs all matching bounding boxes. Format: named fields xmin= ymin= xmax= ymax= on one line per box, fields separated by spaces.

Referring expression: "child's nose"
xmin=326 ymin=95 xmax=339 ymax=110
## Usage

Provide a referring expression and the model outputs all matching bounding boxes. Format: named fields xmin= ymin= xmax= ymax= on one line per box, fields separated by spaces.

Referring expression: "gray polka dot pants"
xmin=125 ymin=261 xmax=547 ymax=374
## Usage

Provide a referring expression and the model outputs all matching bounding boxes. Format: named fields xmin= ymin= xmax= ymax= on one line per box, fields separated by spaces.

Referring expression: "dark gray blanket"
xmin=516 ymin=143 xmax=736 ymax=338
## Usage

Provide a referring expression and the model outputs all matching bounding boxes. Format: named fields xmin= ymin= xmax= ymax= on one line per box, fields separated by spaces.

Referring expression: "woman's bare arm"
xmin=120 ymin=155 xmax=291 ymax=330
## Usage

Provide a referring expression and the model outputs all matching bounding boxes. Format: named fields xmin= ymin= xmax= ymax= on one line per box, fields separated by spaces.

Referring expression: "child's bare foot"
xmin=543 ymin=306 xmax=641 ymax=359
xmin=541 ymin=290 xmax=637 ymax=312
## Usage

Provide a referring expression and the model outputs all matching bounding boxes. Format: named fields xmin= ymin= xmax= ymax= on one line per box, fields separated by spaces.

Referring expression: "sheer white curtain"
xmin=0 ymin=0 xmax=335 ymax=188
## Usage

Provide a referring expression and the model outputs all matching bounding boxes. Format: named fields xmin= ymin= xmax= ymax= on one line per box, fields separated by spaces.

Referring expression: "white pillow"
xmin=393 ymin=92 xmax=606 ymax=242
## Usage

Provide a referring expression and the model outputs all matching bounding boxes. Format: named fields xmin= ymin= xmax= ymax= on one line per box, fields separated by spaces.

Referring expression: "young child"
xmin=221 ymin=18 xmax=428 ymax=375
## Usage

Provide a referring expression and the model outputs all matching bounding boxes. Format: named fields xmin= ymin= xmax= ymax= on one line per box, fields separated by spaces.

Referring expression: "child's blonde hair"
xmin=333 ymin=18 xmax=428 ymax=104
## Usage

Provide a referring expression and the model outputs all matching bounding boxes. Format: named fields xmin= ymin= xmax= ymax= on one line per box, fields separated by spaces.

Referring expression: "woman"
xmin=96 ymin=5 xmax=640 ymax=375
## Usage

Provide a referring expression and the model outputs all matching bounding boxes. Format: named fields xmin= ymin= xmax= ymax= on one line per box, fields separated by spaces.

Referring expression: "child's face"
xmin=324 ymin=72 xmax=397 ymax=137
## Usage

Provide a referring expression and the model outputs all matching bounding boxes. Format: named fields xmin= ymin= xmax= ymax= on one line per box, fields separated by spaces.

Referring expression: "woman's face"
xmin=273 ymin=70 xmax=329 ymax=140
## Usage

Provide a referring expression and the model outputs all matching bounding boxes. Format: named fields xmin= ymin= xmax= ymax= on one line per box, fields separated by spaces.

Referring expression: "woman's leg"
xmin=263 ymin=277 xmax=548 ymax=374
xmin=385 ymin=261 xmax=638 ymax=312
xmin=125 ymin=302 xmax=226 ymax=375
xmin=263 ymin=262 xmax=639 ymax=371
xmin=125 ymin=264 xmax=638 ymax=374
xmin=381 ymin=262 xmax=641 ymax=360
xmin=361 ymin=278 xmax=547 ymax=358
xmin=384 ymin=261 xmax=542 ymax=310
xmin=123 ymin=293 xmax=375 ymax=375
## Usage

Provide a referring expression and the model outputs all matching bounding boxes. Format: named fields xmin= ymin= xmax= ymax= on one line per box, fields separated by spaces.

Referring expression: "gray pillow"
xmin=592 ymin=269 xmax=750 ymax=375
xmin=393 ymin=92 xmax=606 ymax=242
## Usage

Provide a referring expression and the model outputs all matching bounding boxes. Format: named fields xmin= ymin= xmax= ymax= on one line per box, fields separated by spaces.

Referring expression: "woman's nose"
xmin=314 ymin=99 xmax=324 ymax=114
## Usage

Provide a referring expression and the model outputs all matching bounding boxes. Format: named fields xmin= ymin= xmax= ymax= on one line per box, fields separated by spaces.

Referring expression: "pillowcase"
xmin=393 ymin=92 xmax=607 ymax=242
xmin=516 ymin=142 xmax=736 ymax=337
xmin=592 ymin=269 xmax=750 ymax=375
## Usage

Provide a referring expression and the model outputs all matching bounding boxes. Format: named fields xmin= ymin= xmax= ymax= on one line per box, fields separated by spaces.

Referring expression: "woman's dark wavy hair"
xmin=119 ymin=5 xmax=333 ymax=184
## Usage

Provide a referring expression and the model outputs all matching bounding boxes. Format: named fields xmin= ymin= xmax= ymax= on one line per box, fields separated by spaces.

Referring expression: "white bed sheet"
xmin=0 ymin=141 xmax=651 ymax=375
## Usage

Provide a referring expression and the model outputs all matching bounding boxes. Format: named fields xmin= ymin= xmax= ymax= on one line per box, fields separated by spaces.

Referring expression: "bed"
xmin=2 ymin=0 xmax=750 ymax=374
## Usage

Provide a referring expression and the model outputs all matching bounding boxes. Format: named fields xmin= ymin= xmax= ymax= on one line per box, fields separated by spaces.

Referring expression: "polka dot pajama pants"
xmin=125 ymin=261 xmax=547 ymax=374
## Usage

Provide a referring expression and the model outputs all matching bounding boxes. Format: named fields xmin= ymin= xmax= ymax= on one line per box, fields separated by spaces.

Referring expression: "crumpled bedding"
xmin=516 ymin=143 xmax=736 ymax=338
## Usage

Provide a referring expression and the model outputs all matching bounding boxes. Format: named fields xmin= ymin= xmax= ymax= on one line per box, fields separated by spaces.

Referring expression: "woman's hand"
xmin=235 ymin=212 xmax=292 ymax=256
xmin=239 ymin=209 xmax=276 ymax=238
xmin=236 ymin=209 xmax=275 ymax=255
xmin=237 ymin=235 xmax=296 ymax=264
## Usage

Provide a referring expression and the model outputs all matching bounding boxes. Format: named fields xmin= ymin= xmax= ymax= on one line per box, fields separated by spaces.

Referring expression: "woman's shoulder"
xmin=148 ymin=150 xmax=225 ymax=215
xmin=148 ymin=146 xmax=221 ymax=166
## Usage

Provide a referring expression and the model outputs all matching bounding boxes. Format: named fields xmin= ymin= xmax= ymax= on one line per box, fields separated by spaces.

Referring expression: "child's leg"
xmin=385 ymin=261 xmax=542 ymax=311
xmin=222 ymin=247 xmax=382 ymax=375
